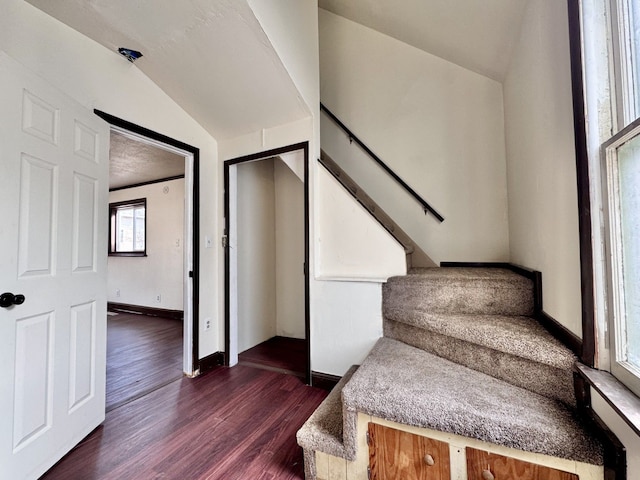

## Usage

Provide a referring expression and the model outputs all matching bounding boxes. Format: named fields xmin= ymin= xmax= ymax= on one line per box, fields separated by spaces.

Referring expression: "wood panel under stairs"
xmin=319 ymin=150 xmax=435 ymax=268
xmin=297 ymin=267 xmax=606 ymax=480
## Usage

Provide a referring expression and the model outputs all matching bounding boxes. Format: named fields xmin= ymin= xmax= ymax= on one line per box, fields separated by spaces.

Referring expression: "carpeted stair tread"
xmin=384 ymin=267 xmax=534 ymax=316
xmin=297 ymin=365 xmax=358 ymax=461
xmin=384 ymin=319 xmax=576 ymax=407
xmin=384 ymin=311 xmax=575 ymax=371
xmin=407 ymin=267 xmax=531 ymax=281
xmin=341 ymin=338 xmax=603 ymax=466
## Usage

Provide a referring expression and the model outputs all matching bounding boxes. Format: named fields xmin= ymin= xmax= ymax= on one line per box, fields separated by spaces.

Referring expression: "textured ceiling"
xmin=26 ymin=0 xmax=528 ymax=146
xmin=318 ymin=0 xmax=528 ymax=81
xmin=109 ymin=131 xmax=185 ymax=190
xmin=25 ymin=0 xmax=309 ymax=139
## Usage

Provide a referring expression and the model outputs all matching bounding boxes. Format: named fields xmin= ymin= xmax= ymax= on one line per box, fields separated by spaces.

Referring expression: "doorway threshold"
xmin=238 ymin=336 xmax=306 ymax=378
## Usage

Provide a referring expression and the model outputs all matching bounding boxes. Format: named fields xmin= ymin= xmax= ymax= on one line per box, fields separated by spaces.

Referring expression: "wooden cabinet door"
xmin=466 ymin=447 xmax=579 ymax=480
xmin=368 ymin=423 xmax=450 ymax=480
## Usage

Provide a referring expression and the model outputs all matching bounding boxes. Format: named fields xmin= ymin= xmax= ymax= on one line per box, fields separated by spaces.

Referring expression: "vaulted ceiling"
xmin=318 ymin=0 xmax=528 ymax=82
xmin=26 ymin=0 xmax=527 ymax=147
xmin=25 ymin=0 xmax=309 ymax=140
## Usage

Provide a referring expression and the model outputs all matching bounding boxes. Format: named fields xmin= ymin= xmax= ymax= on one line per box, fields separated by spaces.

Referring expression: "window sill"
xmin=576 ymin=363 xmax=640 ymax=437
xmin=108 ymin=252 xmax=147 ymax=257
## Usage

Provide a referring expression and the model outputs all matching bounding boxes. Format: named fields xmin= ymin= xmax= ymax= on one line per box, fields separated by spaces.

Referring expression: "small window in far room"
xmin=109 ymin=198 xmax=146 ymax=256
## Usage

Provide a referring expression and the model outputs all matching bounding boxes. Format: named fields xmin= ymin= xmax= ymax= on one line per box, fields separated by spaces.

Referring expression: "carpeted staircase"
xmin=297 ymin=267 xmax=604 ymax=479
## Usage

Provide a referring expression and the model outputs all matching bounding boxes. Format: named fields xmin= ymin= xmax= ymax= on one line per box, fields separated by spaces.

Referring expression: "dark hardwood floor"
xmin=106 ymin=312 xmax=183 ymax=411
xmin=40 ymin=365 xmax=328 ymax=480
xmin=238 ymin=336 xmax=307 ymax=378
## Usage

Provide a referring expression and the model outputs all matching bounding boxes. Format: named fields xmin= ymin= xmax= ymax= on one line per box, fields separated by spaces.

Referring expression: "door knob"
xmin=0 ymin=292 xmax=25 ymax=308
xmin=482 ymin=469 xmax=495 ymax=480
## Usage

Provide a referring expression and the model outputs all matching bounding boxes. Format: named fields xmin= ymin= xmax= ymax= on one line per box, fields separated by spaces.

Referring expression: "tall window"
xmin=109 ymin=199 xmax=146 ymax=256
xmin=601 ymin=0 xmax=640 ymax=396
xmin=611 ymin=0 xmax=640 ymax=126
xmin=603 ymin=122 xmax=640 ymax=396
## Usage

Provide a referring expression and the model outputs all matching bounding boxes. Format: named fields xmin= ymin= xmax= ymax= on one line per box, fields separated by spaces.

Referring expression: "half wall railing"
xmin=320 ymin=102 xmax=444 ymax=223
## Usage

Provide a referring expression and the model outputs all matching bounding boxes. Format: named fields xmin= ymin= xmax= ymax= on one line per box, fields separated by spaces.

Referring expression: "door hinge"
xmin=222 ymin=235 xmax=228 ymax=248
xmin=188 ymin=270 xmax=193 ymax=278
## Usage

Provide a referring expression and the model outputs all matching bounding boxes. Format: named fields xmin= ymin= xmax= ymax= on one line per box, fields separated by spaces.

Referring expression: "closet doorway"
xmin=224 ymin=142 xmax=310 ymax=383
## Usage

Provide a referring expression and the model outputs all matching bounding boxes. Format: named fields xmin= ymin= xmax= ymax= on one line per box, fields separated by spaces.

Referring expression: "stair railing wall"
xmin=320 ymin=103 xmax=444 ymax=223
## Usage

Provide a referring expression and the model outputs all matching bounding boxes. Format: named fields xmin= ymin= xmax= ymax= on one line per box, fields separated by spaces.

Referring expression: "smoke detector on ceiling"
xmin=118 ymin=48 xmax=143 ymax=63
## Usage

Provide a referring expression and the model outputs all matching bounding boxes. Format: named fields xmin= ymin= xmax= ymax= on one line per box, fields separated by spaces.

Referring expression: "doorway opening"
xmin=224 ymin=142 xmax=310 ymax=384
xmin=95 ymin=110 xmax=200 ymax=408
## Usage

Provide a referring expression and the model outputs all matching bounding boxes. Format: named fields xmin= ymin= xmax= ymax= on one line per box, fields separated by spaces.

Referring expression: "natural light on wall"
xmin=109 ymin=198 xmax=147 ymax=256
xmin=115 ymin=205 xmax=145 ymax=252
xmin=618 ymin=138 xmax=640 ymax=369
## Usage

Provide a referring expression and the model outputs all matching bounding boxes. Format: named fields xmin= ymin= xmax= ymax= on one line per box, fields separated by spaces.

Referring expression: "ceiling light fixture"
xmin=118 ymin=47 xmax=143 ymax=63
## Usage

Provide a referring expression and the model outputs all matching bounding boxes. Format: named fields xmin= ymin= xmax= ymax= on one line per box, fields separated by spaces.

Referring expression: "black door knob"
xmin=0 ymin=292 xmax=26 ymax=308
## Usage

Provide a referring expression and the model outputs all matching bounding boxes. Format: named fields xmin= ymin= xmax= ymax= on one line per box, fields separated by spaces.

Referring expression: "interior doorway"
xmin=95 ymin=110 xmax=200 ymax=386
xmin=224 ymin=142 xmax=310 ymax=383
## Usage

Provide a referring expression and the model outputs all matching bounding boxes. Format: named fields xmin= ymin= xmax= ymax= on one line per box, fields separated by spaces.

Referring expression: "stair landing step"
xmin=384 ymin=267 xmax=535 ymax=316
xmin=297 ymin=365 xmax=359 ymax=461
xmin=405 ymin=266 xmax=532 ymax=283
xmin=341 ymin=338 xmax=602 ymax=466
xmin=383 ymin=311 xmax=575 ymax=371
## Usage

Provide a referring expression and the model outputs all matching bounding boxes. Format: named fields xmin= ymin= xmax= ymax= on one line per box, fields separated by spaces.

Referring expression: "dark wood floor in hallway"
xmin=40 ymin=365 xmax=327 ymax=480
xmin=106 ymin=312 xmax=183 ymax=411
xmin=239 ymin=336 xmax=307 ymax=378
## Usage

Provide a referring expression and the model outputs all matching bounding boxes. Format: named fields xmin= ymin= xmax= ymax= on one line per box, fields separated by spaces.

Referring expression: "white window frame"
xmin=610 ymin=0 xmax=640 ymax=127
xmin=601 ymin=117 xmax=640 ymax=397
xmin=588 ymin=0 xmax=640 ymax=397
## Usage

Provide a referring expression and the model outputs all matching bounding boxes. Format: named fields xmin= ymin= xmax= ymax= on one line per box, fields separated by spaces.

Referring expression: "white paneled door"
xmin=0 ymin=53 xmax=109 ymax=479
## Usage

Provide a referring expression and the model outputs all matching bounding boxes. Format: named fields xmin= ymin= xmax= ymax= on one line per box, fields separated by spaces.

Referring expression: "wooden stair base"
xmin=313 ymin=415 xmax=602 ymax=480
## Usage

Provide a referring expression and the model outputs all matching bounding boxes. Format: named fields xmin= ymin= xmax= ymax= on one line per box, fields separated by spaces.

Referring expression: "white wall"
xmin=274 ymin=159 xmax=306 ymax=339
xmin=235 ymin=157 xmax=306 ymax=352
xmin=312 ymin=162 xmax=406 ymax=374
xmin=236 ymin=160 xmax=277 ymax=352
xmin=0 ymin=0 xmax=220 ymax=359
xmin=247 ymin=0 xmax=320 ymax=162
xmin=319 ymin=9 xmax=510 ymax=265
xmin=108 ymin=179 xmax=184 ymax=310
xmin=503 ymin=0 xmax=582 ymax=337
xmin=311 ymin=280 xmax=383 ymax=375
xmin=316 ymin=167 xmax=407 ymax=281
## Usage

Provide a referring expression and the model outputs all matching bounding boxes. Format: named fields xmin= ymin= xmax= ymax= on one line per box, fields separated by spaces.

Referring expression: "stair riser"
xmin=383 ymin=281 xmax=534 ymax=316
xmin=384 ymin=319 xmax=576 ymax=407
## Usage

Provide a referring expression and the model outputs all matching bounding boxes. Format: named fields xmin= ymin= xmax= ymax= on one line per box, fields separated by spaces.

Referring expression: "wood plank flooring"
xmin=106 ymin=312 xmax=183 ymax=411
xmin=40 ymin=365 xmax=328 ymax=480
xmin=239 ymin=336 xmax=307 ymax=378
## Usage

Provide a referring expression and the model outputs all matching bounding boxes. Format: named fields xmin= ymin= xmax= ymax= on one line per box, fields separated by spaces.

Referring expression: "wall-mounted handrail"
xmin=320 ymin=103 xmax=444 ymax=222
